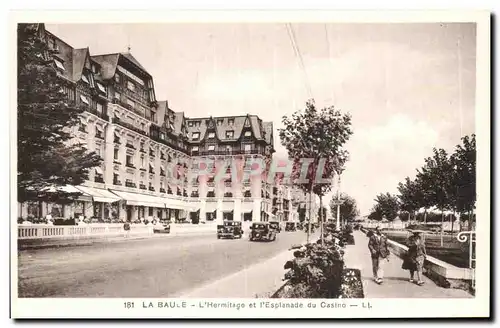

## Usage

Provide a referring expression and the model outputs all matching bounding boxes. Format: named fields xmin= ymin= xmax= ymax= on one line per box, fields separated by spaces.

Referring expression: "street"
xmin=18 ymin=231 xmax=307 ymax=298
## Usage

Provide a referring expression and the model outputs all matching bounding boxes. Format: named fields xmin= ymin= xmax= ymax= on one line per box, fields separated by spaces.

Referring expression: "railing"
xmin=126 ymin=143 xmax=136 ymax=149
xmin=159 ymin=188 xmax=166 ymax=193
xmin=18 ymin=224 xmax=154 ymax=240
xmin=113 ymin=117 xmax=149 ymax=137
xmin=139 ymin=184 xmax=147 ymax=190
xmin=192 ymin=149 xmax=264 ymax=156
xmin=113 ymin=180 xmax=122 ymax=186
xmin=457 ymin=231 xmax=476 ymax=290
xmin=125 ymin=181 xmax=137 ymax=188
xmin=85 ymin=107 xmax=110 ymax=121
xmin=126 ymin=163 xmax=136 ymax=169
xmin=149 ymin=187 xmax=155 ymax=191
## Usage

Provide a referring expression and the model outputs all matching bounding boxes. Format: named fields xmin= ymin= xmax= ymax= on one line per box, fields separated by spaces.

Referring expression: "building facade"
xmin=18 ymin=24 xmax=298 ymax=224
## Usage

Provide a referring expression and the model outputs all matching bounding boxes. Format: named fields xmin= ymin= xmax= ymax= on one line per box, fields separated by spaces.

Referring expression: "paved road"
xmin=18 ymin=231 xmax=307 ymax=298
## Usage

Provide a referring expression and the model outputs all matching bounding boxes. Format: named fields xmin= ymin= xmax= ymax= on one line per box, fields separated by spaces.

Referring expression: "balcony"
xmin=78 ymin=126 xmax=87 ymax=133
xmin=126 ymin=143 xmax=136 ymax=149
xmin=160 ymin=170 xmax=165 ymax=177
xmin=113 ymin=179 xmax=122 ymax=186
xmin=126 ymin=163 xmax=136 ymax=169
xmin=160 ymin=188 xmax=166 ymax=193
xmin=183 ymin=191 xmax=188 ymax=197
xmin=86 ymin=107 xmax=109 ymax=121
xmin=149 ymin=186 xmax=155 ymax=192
xmin=95 ymin=132 xmax=104 ymax=140
xmin=192 ymin=149 xmax=264 ymax=156
xmin=149 ymin=169 xmax=155 ymax=174
xmin=94 ymin=176 xmax=105 ymax=183
xmin=139 ymin=148 xmax=146 ymax=153
xmin=114 ymin=138 xmax=121 ymax=145
xmin=149 ymin=151 xmax=155 ymax=157
xmin=207 ymin=192 xmax=215 ymax=198
xmin=113 ymin=160 xmax=121 ymax=165
xmin=167 ymin=188 xmax=173 ymax=195
xmin=112 ymin=117 xmax=148 ymax=137
xmin=244 ymin=191 xmax=252 ymax=198
xmin=191 ymin=193 xmax=199 ymax=198
xmin=125 ymin=181 xmax=137 ymax=188
xmin=223 ymin=192 xmax=233 ymax=198
xmin=139 ymin=184 xmax=147 ymax=190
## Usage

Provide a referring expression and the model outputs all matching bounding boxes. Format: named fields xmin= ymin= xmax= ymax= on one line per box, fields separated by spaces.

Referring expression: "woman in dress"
xmin=405 ymin=232 xmax=427 ymax=286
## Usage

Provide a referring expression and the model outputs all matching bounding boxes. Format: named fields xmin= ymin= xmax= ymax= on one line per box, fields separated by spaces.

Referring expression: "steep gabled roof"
xmin=121 ymin=52 xmax=149 ymax=73
xmin=72 ymin=48 xmax=90 ymax=82
xmin=91 ymin=54 xmax=120 ymax=80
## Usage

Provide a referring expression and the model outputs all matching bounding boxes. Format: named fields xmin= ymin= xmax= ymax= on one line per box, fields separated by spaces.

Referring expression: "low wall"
xmin=360 ymin=227 xmax=473 ymax=292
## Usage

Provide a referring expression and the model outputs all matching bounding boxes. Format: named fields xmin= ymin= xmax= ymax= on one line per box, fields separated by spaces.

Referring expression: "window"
xmin=114 ymin=74 xmax=120 ymax=83
xmin=217 ymin=119 xmax=223 ymax=126
xmin=141 ymin=155 xmax=145 ymax=168
xmin=126 ymin=155 xmax=133 ymax=165
xmin=244 ymin=144 xmax=252 ymax=152
xmin=114 ymin=148 xmax=119 ymax=160
xmin=54 ymin=58 xmax=65 ymax=71
xmin=96 ymin=102 xmax=103 ymax=113
xmin=81 ymin=74 xmax=89 ymax=84
xmin=92 ymin=64 xmax=98 ymax=74
xmin=151 ymin=111 xmax=157 ymax=122
xmin=80 ymin=95 xmax=89 ymax=105
xmin=127 ymin=99 xmax=135 ymax=109
xmin=192 ymin=132 xmax=200 ymax=140
xmin=208 ymin=145 xmax=215 ymax=151
xmin=195 ymin=121 xmax=201 ymax=127
xmin=228 ymin=118 xmax=234 ymax=126
xmin=188 ymin=121 xmax=193 ymax=127
xmin=96 ymin=82 xmax=106 ymax=93
xmin=244 ymin=131 xmax=252 ymax=137
xmin=127 ymin=81 xmax=135 ymax=91
xmin=159 ymin=132 xmax=165 ymax=140
xmin=114 ymin=91 xmax=121 ymax=100
xmin=208 ymin=132 xmax=215 ymax=139
xmin=192 ymin=146 xmax=199 ymax=152
xmin=225 ymin=130 xmax=234 ymax=139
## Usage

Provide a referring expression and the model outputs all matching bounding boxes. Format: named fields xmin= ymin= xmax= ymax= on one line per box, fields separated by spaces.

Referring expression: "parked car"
xmin=153 ymin=220 xmax=171 ymax=234
xmin=285 ymin=222 xmax=297 ymax=232
xmin=217 ymin=220 xmax=243 ymax=239
xmin=269 ymin=221 xmax=281 ymax=233
xmin=249 ymin=222 xmax=277 ymax=242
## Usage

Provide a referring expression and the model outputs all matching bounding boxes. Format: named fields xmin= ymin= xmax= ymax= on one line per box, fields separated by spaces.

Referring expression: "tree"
xmin=330 ymin=193 xmax=359 ymax=224
xmin=397 ymin=177 xmax=422 ymax=222
xmin=17 ymin=24 xmax=101 ymax=203
xmin=450 ymin=134 xmax=476 ymax=217
xmin=370 ymin=193 xmax=400 ymax=222
xmin=279 ymin=99 xmax=353 ymax=242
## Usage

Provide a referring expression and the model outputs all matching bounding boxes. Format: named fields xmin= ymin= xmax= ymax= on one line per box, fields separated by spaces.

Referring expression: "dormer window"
xmin=54 ymin=58 xmax=65 ymax=71
xmin=96 ymin=102 xmax=103 ymax=113
xmin=188 ymin=121 xmax=193 ymax=127
xmin=96 ymin=82 xmax=106 ymax=94
xmin=81 ymin=74 xmax=89 ymax=84
xmin=192 ymin=132 xmax=200 ymax=140
xmin=244 ymin=131 xmax=252 ymax=137
xmin=228 ymin=119 xmax=234 ymax=126
xmin=92 ymin=64 xmax=98 ymax=74
xmin=208 ymin=132 xmax=215 ymax=139
xmin=217 ymin=119 xmax=223 ymax=126
xmin=226 ymin=130 xmax=234 ymax=139
xmin=80 ymin=95 xmax=90 ymax=105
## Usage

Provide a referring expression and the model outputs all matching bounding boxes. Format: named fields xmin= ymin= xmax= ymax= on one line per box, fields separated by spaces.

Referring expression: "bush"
xmin=278 ymin=242 xmax=345 ymax=298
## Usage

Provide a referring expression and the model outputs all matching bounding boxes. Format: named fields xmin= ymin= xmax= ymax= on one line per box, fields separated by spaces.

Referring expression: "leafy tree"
xmin=279 ymin=99 xmax=353 ymax=240
xmin=397 ymin=177 xmax=423 ymax=222
xmin=370 ymin=193 xmax=400 ymax=222
xmin=330 ymin=193 xmax=359 ymax=224
xmin=450 ymin=134 xmax=476 ymax=217
xmin=17 ymin=24 xmax=101 ymax=203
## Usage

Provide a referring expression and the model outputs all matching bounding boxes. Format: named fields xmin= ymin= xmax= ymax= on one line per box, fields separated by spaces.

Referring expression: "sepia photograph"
xmin=10 ymin=10 xmax=490 ymax=319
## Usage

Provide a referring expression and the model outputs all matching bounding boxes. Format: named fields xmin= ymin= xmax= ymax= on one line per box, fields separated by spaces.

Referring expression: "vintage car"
xmin=153 ymin=220 xmax=171 ymax=234
xmin=285 ymin=222 xmax=297 ymax=232
xmin=269 ymin=221 xmax=282 ymax=233
xmin=217 ymin=220 xmax=243 ymax=239
xmin=249 ymin=222 xmax=277 ymax=242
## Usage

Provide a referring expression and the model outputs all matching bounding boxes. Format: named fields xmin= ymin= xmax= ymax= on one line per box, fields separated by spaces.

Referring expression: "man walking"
xmin=368 ymin=227 xmax=390 ymax=284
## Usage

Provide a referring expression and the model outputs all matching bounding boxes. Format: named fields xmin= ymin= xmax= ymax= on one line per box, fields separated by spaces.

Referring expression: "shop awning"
xmin=109 ymin=189 xmax=165 ymax=208
xmin=164 ymin=198 xmax=200 ymax=211
xmin=75 ymin=186 xmax=121 ymax=203
xmin=40 ymin=185 xmax=93 ymax=202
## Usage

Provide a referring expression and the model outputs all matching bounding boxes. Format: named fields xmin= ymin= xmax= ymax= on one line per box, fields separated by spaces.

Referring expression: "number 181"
xmin=124 ymin=302 xmax=134 ymax=309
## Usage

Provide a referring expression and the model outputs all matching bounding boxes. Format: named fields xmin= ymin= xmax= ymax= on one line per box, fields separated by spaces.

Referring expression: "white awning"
xmin=40 ymin=185 xmax=93 ymax=202
xmin=76 ymin=186 xmax=121 ymax=203
xmin=94 ymin=167 xmax=104 ymax=175
xmin=109 ymin=189 xmax=165 ymax=208
xmin=164 ymin=198 xmax=200 ymax=212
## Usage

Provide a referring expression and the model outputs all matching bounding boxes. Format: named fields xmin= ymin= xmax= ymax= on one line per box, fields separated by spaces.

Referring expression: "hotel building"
xmin=18 ymin=24 xmax=300 ymax=224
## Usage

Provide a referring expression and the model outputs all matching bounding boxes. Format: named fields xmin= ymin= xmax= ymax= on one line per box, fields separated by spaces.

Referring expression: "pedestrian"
xmin=368 ymin=226 xmax=390 ymax=284
xmin=123 ymin=220 xmax=131 ymax=238
xmin=405 ymin=232 xmax=427 ymax=286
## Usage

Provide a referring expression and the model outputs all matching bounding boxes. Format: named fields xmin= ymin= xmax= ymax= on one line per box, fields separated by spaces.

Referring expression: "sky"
xmin=46 ymin=23 xmax=477 ymax=215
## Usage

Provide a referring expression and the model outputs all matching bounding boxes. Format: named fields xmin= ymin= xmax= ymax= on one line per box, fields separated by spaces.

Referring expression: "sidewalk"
xmin=343 ymin=231 xmax=472 ymax=298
